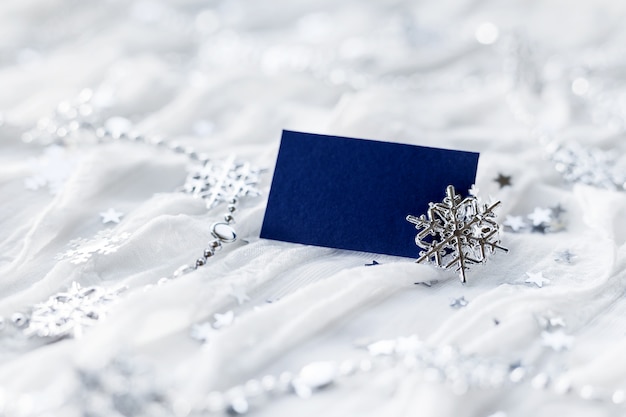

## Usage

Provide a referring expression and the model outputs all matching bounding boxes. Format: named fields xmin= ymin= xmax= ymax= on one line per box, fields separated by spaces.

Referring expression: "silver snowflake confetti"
xmin=56 ymin=230 xmax=131 ymax=264
xmin=100 ymin=208 xmax=124 ymax=224
xmin=78 ymin=356 xmax=173 ymax=417
xmin=406 ymin=185 xmax=508 ymax=283
xmin=182 ymin=155 xmax=262 ymax=209
xmin=528 ymin=207 xmax=552 ymax=226
xmin=503 ymin=215 xmax=525 ymax=232
xmin=22 ymin=282 xmax=127 ymax=339
xmin=524 ymin=271 xmax=550 ymax=288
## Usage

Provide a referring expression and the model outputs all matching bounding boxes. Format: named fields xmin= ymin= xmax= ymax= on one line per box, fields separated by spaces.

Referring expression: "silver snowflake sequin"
xmin=182 ymin=155 xmax=261 ymax=209
xmin=56 ymin=230 xmax=131 ymax=264
xmin=406 ymin=185 xmax=508 ymax=283
xmin=23 ymin=282 xmax=127 ymax=339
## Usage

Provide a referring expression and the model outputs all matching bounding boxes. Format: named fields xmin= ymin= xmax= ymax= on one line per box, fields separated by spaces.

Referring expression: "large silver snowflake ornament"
xmin=406 ymin=185 xmax=508 ymax=283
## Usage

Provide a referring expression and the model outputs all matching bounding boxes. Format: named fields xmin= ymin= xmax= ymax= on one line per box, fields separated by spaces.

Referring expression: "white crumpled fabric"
xmin=0 ymin=0 xmax=625 ymax=416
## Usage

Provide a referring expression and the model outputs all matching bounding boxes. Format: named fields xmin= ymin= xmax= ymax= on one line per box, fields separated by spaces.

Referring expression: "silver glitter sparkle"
xmin=406 ymin=185 xmax=508 ymax=283
xmin=182 ymin=155 xmax=261 ymax=210
xmin=78 ymin=356 xmax=173 ymax=417
xmin=22 ymin=282 xmax=127 ymax=339
xmin=549 ymin=142 xmax=626 ymax=191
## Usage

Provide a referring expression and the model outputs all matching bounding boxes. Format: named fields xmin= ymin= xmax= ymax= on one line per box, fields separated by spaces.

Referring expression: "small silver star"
xmin=549 ymin=317 xmax=566 ymax=328
xmin=450 ymin=296 xmax=468 ymax=308
xmin=213 ymin=310 xmax=234 ymax=329
xmin=100 ymin=208 xmax=123 ymax=224
xmin=469 ymin=184 xmax=480 ymax=196
xmin=555 ymin=250 xmax=576 ymax=264
xmin=541 ymin=330 xmax=573 ymax=351
xmin=190 ymin=322 xmax=213 ymax=343
xmin=528 ymin=207 xmax=552 ymax=226
xmin=229 ymin=286 xmax=250 ymax=305
xmin=551 ymin=204 xmax=566 ymax=218
xmin=494 ymin=173 xmax=512 ymax=188
xmin=504 ymin=215 xmax=526 ymax=232
xmin=525 ymin=272 xmax=550 ymax=288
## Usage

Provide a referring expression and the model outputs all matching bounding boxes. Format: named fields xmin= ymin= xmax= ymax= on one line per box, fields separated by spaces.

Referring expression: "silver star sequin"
xmin=450 ymin=296 xmax=469 ymax=309
xmin=229 ymin=286 xmax=251 ymax=305
xmin=213 ymin=310 xmax=235 ymax=329
xmin=100 ymin=208 xmax=124 ymax=224
xmin=23 ymin=282 xmax=127 ymax=339
xmin=541 ymin=330 xmax=573 ymax=351
xmin=182 ymin=155 xmax=261 ymax=209
xmin=525 ymin=271 xmax=550 ymax=288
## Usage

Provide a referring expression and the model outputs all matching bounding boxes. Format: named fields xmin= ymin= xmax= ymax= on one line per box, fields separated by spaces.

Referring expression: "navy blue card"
xmin=260 ymin=131 xmax=479 ymax=258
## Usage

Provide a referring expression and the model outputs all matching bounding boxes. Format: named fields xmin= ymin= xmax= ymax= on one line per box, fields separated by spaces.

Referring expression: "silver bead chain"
xmin=7 ymin=90 xmax=261 ymax=341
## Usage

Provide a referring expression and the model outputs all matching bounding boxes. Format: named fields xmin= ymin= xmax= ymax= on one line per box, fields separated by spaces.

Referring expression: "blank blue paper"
xmin=260 ymin=131 xmax=479 ymax=258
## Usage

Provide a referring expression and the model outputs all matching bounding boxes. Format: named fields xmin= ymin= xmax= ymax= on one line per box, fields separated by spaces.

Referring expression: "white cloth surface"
xmin=0 ymin=0 xmax=626 ymax=416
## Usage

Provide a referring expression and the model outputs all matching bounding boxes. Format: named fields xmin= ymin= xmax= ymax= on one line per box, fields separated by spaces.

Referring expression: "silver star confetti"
xmin=229 ymin=286 xmax=250 ymax=305
xmin=100 ymin=208 xmax=124 ymax=224
xmin=503 ymin=215 xmax=526 ymax=232
xmin=190 ymin=322 xmax=214 ymax=344
xmin=450 ymin=296 xmax=469 ymax=309
xmin=213 ymin=310 xmax=235 ymax=329
xmin=494 ymin=173 xmax=512 ymax=188
xmin=555 ymin=249 xmax=577 ymax=264
xmin=525 ymin=271 xmax=550 ymax=288
xmin=541 ymin=330 xmax=574 ymax=352
xmin=22 ymin=282 xmax=127 ymax=339
xmin=406 ymin=185 xmax=508 ymax=283
xmin=528 ymin=207 xmax=552 ymax=226
xmin=182 ymin=155 xmax=261 ymax=210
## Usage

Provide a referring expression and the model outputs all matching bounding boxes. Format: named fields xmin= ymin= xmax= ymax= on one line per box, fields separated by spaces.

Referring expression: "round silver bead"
xmin=211 ymin=223 xmax=237 ymax=243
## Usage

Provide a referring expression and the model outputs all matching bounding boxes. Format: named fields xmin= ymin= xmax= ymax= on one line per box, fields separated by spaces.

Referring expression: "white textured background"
xmin=1 ymin=0 xmax=626 ymax=416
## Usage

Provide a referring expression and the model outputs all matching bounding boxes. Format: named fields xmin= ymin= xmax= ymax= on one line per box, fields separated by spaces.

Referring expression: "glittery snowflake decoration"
xmin=550 ymin=142 xmax=626 ymax=191
xmin=77 ymin=356 xmax=173 ymax=417
xmin=182 ymin=155 xmax=262 ymax=209
xmin=406 ymin=185 xmax=508 ymax=283
xmin=22 ymin=88 xmax=98 ymax=146
xmin=56 ymin=230 xmax=131 ymax=264
xmin=22 ymin=282 xmax=127 ymax=339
